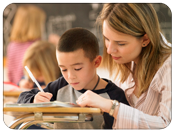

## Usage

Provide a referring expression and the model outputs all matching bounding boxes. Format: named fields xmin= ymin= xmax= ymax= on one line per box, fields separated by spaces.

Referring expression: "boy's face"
xmin=56 ymin=49 xmax=98 ymax=90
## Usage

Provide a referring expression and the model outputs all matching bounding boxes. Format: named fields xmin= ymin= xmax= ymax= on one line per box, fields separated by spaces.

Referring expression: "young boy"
xmin=17 ymin=27 xmax=129 ymax=129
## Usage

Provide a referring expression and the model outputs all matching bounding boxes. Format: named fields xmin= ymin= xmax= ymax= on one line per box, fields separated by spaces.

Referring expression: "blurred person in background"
xmin=7 ymin=4 xmax=46 ymax=85
xmin=19 ymin=41 xmax=61 ymax=90
xmin=48 ymin=33 xmax=60 ymax=46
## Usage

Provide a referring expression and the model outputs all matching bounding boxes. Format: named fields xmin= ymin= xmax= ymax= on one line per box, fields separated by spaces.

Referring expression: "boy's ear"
xmin=94 ymin=55 xmax=102 ymax=68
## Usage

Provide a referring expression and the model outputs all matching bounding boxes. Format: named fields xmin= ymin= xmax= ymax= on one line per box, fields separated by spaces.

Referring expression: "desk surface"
xmin=4 ymin=106 xmax=101 ymax=114
xmin=3 ymin=91 xmax=22 ymax=97
xmin=4 ymin=106 xmax=102 ymax=118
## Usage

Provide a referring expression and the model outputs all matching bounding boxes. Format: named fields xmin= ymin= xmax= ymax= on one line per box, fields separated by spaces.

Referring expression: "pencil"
xmin=25 ymin=66 xmax=44 ymax=92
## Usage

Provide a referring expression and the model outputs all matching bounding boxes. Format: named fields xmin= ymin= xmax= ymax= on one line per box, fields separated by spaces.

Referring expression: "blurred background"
xmin=3 ymin=3 xmax=172 ymax=56
xmin=2 ymin=2 xmax=172 ymax=81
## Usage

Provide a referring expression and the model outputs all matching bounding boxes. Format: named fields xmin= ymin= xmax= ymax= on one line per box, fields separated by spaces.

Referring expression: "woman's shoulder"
xmin=150 ymin=55 xmax=171 ymax=92
xmin=157 ymin=55 xmax=172 ymax=73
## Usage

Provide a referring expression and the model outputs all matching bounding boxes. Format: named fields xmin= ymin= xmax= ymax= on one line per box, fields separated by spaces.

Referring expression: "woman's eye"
xmin=117 ymin=42 xmax=125 ymax=46
xmin=105 ymin=37 xmax=109 ymax=41
xmin=61 ymin=69 xmax=67 ymax=72
xmin=118 ymin=43 xmax=125 ymax=46
xmin=75 ymin=68 xmax=82 ymax=71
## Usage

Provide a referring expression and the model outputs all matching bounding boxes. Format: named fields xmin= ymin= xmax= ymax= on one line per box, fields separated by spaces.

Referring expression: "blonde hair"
xmin=97 ymin=4 xmax=171 ymax=97
xmin=23 ymin=41 xmax=61 ymax=85
xmin=10 ymin=4 xmax=46 ymax=42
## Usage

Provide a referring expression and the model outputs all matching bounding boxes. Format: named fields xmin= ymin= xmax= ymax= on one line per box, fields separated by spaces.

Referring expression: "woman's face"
xmin=103 ymin=20 xmax=144 ymax=64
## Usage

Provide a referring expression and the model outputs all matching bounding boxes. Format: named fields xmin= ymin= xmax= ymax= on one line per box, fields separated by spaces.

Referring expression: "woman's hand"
xmin=19 ymin=79 xmax=34 ymax=89
xmin=76 ymin=90 xmax=112 ymax=113
xmin=33 ymin=92 xmax=53 ymax=103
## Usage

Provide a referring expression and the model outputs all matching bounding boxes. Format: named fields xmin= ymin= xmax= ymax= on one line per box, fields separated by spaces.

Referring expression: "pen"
xmin=25 ymin=66 xmax=44 ymax=92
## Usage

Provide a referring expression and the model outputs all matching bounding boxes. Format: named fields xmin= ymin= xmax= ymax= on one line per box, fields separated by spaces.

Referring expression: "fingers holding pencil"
xmin=34 ymin=92 xmax=53 ymax=103
xmin=24 ymin=66 xmax=53 ymax=103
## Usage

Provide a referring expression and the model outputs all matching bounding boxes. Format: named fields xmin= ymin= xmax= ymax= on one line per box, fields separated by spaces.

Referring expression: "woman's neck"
xmin=133 ymin=85 xmax=140 ymax=98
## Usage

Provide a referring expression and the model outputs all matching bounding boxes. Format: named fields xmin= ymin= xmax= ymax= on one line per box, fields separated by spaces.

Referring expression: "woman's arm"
xmin=76 ymin=58 xmax=171 ymax=129
xmin=76 ymin=90 xmax=120 ymax=117
xmin=114 ymin=58 xmax=172 ymax=129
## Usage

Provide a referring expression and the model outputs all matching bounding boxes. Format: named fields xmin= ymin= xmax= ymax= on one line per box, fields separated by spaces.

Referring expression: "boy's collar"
xmin=92 ymin=75 xmax=100 ymax=91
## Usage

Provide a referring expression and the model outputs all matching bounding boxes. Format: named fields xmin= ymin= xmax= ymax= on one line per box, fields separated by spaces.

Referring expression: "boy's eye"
xmin=75 ymin=68 xmax=82 ymax=71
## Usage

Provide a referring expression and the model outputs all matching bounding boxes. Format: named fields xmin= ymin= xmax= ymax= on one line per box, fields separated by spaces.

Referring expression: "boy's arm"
xmin=17 ymin=76 xmax=68 ymax=103
xmin=109 ymin=84 xmax=129 ymax=105
xmin=17 ymin=81 xmax=58 ymax=103
xmin=17 ymin=88 xmax=40 ymax=103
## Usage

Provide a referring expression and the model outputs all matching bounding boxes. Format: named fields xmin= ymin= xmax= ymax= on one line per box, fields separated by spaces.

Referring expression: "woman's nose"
xmin=107 ymin=42 xmax=117 ymax=54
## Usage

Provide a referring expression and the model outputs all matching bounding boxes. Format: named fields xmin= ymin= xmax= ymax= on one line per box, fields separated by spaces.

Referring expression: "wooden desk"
xmin=2 ymin=91 xmax=21 ymax=130
xmin=4 ymin=106 xmax=102 ymax=129
xmin=3 ymin=91 xmax=22 ymax=97
xmin=3 ymin=91 xmax=22 ymax=105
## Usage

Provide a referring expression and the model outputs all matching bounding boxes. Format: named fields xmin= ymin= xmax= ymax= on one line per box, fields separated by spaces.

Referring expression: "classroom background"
xmin=3 ymin=3 xmax=172 ymax=57
xmin=2 ymin=3 xmax=172 ymax=128
xmin=3 ymin=3 xmax=172 ymax=83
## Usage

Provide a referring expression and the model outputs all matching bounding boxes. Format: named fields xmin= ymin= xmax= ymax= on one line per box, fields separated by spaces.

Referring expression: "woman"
xmin=76 ymin=4 xmax=171 ymax=129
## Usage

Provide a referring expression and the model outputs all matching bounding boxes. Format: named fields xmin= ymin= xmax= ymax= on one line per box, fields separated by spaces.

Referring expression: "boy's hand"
xmin=19 ymin=79 xmax=34 ymax=89
xmin=33 ymin=92 xmax=53 ymax=103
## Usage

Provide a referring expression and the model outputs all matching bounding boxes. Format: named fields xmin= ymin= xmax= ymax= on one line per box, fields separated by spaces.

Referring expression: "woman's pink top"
xmin=113 ymin=55 xmax=171 ymax=129
xmin=7 ymin=41 xmax=34 ymax=85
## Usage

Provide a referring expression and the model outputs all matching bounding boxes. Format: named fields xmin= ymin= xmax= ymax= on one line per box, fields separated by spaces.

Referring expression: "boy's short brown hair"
xmin=57 ymin=27 xmax=99 ymax=61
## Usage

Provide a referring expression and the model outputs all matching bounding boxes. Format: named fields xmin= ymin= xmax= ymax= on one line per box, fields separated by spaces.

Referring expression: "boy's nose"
xmin=68 ymin=72 xmax=76 ymax=79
